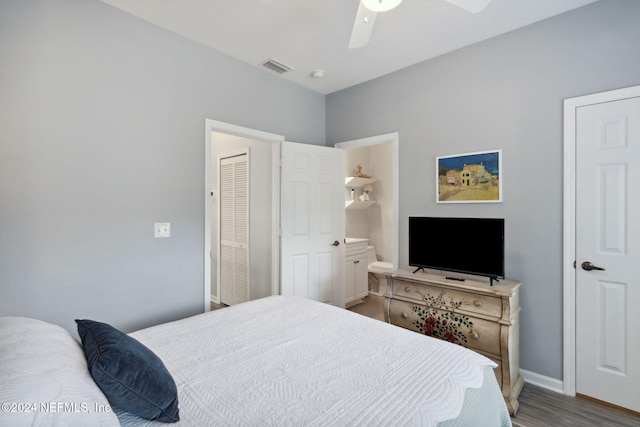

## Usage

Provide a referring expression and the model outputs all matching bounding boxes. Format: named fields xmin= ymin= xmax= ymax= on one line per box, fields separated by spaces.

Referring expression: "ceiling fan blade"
xmin=348 ymin=2 xmax=377 ymax=49
xmin=445 ymin=0 xmax=492 ymax=14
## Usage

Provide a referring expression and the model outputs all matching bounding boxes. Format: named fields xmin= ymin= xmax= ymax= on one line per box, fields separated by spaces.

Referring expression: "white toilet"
xmin=367 ymin=246 xmax=394 ymax=296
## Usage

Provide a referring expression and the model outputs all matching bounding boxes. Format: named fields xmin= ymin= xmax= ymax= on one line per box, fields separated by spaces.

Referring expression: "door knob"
xmin=581 ymin=261 xmax=605 ymax=271
xmin=332 ymin=240 xmax=340 ymax=247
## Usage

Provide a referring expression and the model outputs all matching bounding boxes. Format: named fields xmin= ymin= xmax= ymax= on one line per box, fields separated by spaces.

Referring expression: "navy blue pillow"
xmin=76 ymin=319 xmax=179 ymax=423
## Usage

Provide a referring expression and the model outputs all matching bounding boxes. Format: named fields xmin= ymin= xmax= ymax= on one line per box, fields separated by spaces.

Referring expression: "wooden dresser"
xmin=384 ymin=269 xmax=524 ymax=415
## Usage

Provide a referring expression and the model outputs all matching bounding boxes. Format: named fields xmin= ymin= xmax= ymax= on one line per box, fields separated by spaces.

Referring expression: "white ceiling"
xmin=100 ymin=0 xmax=598 ymax=94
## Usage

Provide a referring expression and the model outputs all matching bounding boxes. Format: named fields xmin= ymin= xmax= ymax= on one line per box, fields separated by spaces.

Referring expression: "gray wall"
xmin=326 ymin=0 xmax=640 ymax=380
xmin=0 ymin=0 xmax=325 ymax=334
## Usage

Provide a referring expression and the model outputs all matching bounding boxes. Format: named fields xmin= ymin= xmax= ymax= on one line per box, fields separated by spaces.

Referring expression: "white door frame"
xmin=334 ymin=132 xmax=400 ymax=270
xmin=204 ymin=119 xmax=284 ymax=310
xmin=562 ymin=84 xmax=640 ymax=396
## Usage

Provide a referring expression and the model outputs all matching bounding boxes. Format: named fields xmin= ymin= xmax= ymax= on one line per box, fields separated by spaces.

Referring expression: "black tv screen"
xmin=409 ymin=217 xmax=504 ymax=280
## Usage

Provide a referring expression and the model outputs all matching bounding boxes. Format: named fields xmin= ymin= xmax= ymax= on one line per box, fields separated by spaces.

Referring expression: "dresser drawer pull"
xmin=401 ymin=313 xmax=409 ymax=319
xmin=474 ymin=300 xmax=482 ymax=307
xmin=405 ymin=286 xmax=412 ymax=293
xmin=470 ymin=332 xmax=479 ymax=340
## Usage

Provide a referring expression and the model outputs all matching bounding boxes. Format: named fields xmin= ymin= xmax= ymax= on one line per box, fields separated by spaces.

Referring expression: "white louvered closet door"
xmin=219 ymin=153 xmax=249 ymax=306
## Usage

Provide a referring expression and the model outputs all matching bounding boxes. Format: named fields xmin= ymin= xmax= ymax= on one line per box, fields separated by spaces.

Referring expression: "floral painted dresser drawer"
xmin=387 ymin=299 xmax=502 ymax=355
xmin=392 ymin=280 xmax=503 ymax=319
xmin=384 ymin=268 xmax=523 ymax=416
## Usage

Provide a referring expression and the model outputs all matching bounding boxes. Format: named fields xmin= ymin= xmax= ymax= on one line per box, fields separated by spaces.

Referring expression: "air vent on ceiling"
xmin=262 ymin=58 xmax=292 ymax=74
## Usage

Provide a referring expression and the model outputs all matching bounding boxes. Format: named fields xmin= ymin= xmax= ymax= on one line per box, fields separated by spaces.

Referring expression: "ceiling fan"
xmin=349 ymin=0 xmax=492 ymax=49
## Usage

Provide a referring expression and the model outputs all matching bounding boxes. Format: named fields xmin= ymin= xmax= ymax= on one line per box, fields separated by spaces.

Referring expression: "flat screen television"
xmin=409 ymin=217 xmax=504 ymax=284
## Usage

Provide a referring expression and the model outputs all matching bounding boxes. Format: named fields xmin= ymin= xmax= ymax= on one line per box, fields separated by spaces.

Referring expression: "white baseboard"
xmin=520 ymin=369 xmax=564 ymax=394
xmin=345 ymin=298 xmax=365 ymax=308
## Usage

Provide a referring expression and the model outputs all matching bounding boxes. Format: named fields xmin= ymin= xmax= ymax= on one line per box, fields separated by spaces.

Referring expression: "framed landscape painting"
xmin=436 ymin=149 xmax=502 ymax=203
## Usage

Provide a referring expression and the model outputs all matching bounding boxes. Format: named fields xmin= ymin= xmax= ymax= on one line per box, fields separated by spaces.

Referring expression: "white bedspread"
xmin=118 ymin=296 xmax=496 ymax=427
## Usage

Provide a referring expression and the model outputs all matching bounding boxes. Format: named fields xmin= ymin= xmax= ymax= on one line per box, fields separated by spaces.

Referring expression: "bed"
xmin=1 ymin=295 xmax=512 ymax=426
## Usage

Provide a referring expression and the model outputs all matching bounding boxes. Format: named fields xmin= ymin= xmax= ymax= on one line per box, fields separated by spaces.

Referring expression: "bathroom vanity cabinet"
xmin=344 ymin=238 xmax=369 ymax=306
xmin=384 ymin=269 xmax=523 ymax=415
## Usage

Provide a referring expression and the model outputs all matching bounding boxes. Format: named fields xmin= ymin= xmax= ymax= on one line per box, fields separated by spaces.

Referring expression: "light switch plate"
xmin=154 ymin=222 xmax=171 ymax=238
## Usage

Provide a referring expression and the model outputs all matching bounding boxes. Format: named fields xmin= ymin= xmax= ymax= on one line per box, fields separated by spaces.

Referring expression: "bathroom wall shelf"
xmin=345 ymin=177 xmax=375 ymax=187
xmin=345 ymin=177 xmax=376 ymax=210
xmin=345 ymin=200 xmax=375 ymax=210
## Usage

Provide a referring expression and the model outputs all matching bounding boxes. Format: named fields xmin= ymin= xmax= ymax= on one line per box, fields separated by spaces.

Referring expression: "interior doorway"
xmin=335 ymin=133 xmax=399 ymax=271
xmin=204 ymin=120 xmax=283 ymax=309
xmin=563 ymin=84 xmax=640 ymax=411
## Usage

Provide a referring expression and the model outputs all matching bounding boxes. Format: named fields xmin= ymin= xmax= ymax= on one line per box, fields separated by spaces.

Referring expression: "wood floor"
xmin=348 ymin=295 xmax=640 ymax=427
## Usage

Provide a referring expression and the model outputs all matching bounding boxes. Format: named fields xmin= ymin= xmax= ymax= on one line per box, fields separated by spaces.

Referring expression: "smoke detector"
xmin=311 ymin=69 xmax=325 ymax=79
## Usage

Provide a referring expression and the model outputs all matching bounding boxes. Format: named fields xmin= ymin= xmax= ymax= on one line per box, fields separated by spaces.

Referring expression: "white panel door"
xmin=576 ymin=95 xmax=640 ymax=411
xmin=280 ymin=142 xmax=345 ymax=307
xmin=219 ymin=153 xmax=249 ymax=306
